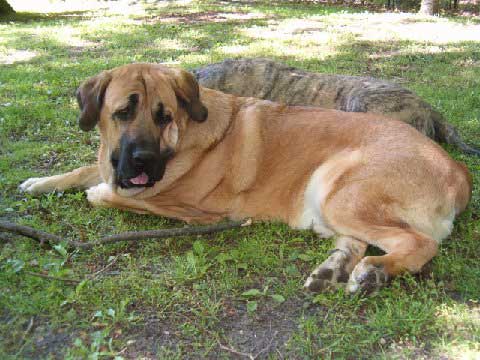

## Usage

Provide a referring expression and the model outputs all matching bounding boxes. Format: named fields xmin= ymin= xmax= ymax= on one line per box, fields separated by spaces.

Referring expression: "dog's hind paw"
xmin=304 ymin=249 xmax=351 ymax=292
xmin=347 ymin=258 xmax=389 ymax=294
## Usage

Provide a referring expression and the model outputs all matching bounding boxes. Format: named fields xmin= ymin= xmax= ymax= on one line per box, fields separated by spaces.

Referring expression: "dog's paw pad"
xmin=347 ymin=261 xmax=388 ymax=294
xmin=304 ymin=276 xmax=333 ymax=292
xmin=304 ymin=254 xmax=351 ymax=293
xmin=304 ymin=267 xmax=339 ymax=292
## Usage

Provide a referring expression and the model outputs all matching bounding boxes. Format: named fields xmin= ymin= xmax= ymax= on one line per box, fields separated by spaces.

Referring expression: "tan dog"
xmin=20 ymin=64 xmax=472 ymax=293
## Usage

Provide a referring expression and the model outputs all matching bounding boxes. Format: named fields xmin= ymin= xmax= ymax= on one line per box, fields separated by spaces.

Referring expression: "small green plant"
xmin=66 ymin=330 xmax=123 ymax=360
xmin=241 ymin=286 xmax=286 ymax=314
xmin=170 ymin=240 xmax=213 ymax=283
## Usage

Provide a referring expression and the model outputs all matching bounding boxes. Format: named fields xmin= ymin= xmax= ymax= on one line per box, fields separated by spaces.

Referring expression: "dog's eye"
xmin=113 ymin=107 xmax=130 ymax=121
xmin=113 ymin=94 xmax=138 ymax=121
xmin=163 ymin=113 xmax=173 ymax=125
xmin=155 ymin=103 xmax=172 ymax=126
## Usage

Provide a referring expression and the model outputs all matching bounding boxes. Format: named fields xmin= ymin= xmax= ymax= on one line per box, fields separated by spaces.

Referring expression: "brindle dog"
xmin=194 ymin=58 xmax=479 ymax=156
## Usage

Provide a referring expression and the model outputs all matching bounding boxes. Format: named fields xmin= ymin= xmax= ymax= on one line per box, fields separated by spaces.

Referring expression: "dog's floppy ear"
xmin=76 ymin=71 xmax=112 ymax=131
xmin=170 ymin=68 xmax=208 ymax=122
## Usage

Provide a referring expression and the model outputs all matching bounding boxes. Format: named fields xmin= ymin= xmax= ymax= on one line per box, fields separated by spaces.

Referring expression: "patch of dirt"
xmin=38 ymin=150 xmax=60 ymax=170
xmin=0 ymin=313 xmax=73 ymax=360
xmin=382 ymin=340 xmax=439 ymax=360
xmin=217 ymin=297 xmax=315 ymax=359
xmin=125 ymin=296 xmax=320 ymax=359
xmin=122 ymin=314 xmax=186 ymax=357
xmin=447 ymin=291 xmax=480 ymax=307
xmin=24 ymin=324 xmax=72 ymax=359
xmin=66 ymin=44 xmax=110 ymax=61
xmin=144 ymin=10 xmax=269 ymax=25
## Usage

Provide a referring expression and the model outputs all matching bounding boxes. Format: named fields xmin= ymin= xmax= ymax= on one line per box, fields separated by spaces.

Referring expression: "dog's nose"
xmin=132 ymin=150 xmax=156 ymax=170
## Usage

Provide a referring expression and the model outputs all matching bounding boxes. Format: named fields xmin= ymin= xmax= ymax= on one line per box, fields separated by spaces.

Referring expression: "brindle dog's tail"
xmin=432 ymin=110 xmax=480 ymax=156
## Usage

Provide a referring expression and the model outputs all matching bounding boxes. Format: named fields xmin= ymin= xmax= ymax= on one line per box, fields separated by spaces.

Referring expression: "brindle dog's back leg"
xmin=20 ymin=165 xmax=101 ymax=194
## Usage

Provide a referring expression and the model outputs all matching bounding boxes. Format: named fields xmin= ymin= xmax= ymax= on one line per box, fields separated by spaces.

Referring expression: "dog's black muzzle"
xmin=112 ymin=135 xmax=173 ymax=189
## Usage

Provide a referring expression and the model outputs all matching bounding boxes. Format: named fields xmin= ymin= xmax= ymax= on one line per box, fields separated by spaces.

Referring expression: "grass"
xmin=1 ymin=0 xmax=479 ymax=358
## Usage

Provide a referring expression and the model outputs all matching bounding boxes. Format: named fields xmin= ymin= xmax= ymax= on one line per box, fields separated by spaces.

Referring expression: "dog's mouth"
xmin=119 ymin=172 xmax=157 ymax=189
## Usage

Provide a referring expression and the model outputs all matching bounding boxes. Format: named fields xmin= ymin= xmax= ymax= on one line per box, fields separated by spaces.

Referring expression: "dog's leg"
xmin=87 ymin=184 xmax=226 ymax=223
xmin=346 ymin=228 xmax=438 ymax=293
xmin=20 ymin=165 xmax=101 ymax=195
xmin=304 ymin=236 xmax=367 ymax=292
xmin=86 ymin=183 xmax=150 ymax=214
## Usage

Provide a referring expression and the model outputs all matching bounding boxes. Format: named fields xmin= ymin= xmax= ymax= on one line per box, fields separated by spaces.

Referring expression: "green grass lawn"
xmin=1 ymin=1 xmax=479 ymax=358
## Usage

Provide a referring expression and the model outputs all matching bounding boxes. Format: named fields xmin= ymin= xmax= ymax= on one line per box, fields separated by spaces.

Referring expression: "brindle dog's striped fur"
xmin=194 ymin=58 xmax=479 ymax=156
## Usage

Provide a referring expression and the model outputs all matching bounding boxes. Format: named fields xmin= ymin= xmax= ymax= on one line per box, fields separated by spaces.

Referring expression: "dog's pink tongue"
xmin=130 ymin=172 xmax=149 ymax=185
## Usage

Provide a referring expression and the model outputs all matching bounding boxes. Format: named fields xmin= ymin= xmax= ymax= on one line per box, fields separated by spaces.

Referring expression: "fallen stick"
xmin=0 ymin=221 xmax=65 ymax=246
xmin=0 ymin=219 xmax=251 ymax=250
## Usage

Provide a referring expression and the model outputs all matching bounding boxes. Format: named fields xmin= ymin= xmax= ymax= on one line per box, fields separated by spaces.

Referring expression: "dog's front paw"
xmin=19 ymin=177 xmax=55 ymax=195
xmin=347 ymin=258 xmax=388 ymax=294
xmin=86 ymin=183 xmax=112 ymax=207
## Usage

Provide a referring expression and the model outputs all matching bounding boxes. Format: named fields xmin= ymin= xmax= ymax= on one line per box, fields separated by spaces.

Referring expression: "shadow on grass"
xmin=0 ymin=10 xmax=94 ymax=23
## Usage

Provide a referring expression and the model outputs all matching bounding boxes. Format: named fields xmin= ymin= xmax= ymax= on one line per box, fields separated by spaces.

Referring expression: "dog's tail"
xmin=432 ymin=110 xmax=480 ymax=156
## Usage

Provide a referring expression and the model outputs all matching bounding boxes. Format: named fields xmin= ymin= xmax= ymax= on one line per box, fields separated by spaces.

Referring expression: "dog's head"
xmin=76 ymin=63 xmax=208 ymax=194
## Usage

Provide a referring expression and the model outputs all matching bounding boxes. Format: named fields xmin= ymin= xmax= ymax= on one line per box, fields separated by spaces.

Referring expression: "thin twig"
xmin=24 ymin=271 xmax=81 ymax=285
xmin=217 ymin=330 xmax=279 ymax=360
xmin=116 ymin=347 xmax=128 ymax=356
xmin=88 ymin=255 xmax=120 ymax=280
xmin=0 ymin=219 xmax=250 ymax=250
xmin=253 ymin=330 xmax=278 ymax=359
xmin=15 ymin=317 xmax=35 ymax=357
xmin=24 ymin=317 xmax=34 ymax=336
xmin=218 ymin=341 xmax=255 ymax=360
xmin=24 ymin=256 xmax=120 ymax=285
